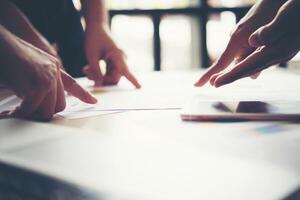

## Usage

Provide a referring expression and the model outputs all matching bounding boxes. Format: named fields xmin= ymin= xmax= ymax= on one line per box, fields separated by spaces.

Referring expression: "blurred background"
xmin=73 ymin=0 xmax=300 ymax=72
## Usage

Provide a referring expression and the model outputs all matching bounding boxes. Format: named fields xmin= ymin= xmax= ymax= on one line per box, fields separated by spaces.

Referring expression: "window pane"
xmin=208 ymin=0 xmax=255 ymax=7
xmin=207 ymin=11 xmax=236 ymax=62
xmin=108 ymin=0 xmax=199 ymax=10
xmin=111 ymin=15 xmax=154 ymax=72
xmin=161 ymin=15 xmax=199 ymax=70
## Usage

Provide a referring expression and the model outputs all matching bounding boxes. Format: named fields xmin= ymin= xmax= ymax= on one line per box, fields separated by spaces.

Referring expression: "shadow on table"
xmin=0 ymin=161 xmax=103 ymax=200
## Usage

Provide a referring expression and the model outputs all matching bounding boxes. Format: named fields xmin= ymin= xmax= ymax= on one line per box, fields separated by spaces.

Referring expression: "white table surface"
xmin=1 ymin=68 xmax=300 ymax=200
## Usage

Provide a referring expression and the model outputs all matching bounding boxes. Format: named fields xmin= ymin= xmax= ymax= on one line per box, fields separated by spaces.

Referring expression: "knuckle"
xmin=230 ymin=31 xmax=240 ymax=41
xmin=52 ymin=57 xmax=63 ymax=69
xmin=231 ymin=23 xmax=246 ymax=38
xmin=35 ymin=79 xmax=53 ymax=92
xmin=235 ymin=23 xmax=244 ymax=33
xmin=229 ymin=32 xmax=248 ymax=49
xmin=231 ymin=22 xmax=256 ymax=48
xmin=31 ymin=62 xmax=58 ymax=93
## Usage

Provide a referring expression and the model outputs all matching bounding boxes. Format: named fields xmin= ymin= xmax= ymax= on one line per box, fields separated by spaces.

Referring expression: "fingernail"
xmin=215 ymin=84 xmax=221 ymax=88
xmin=81 ymin=93 xmax=98 ymax=104
xmin=90 ymin=95 xmax=98 ymax=104
xmin=194 ymin=82 xmax=202 ymax=87
xmin=214 ymin=80 xmax=222 ymax=88
xmin=135 ymin=83 xmax=142 ymax=89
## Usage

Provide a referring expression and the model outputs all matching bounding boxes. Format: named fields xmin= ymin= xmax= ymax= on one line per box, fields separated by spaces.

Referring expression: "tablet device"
xmin=181 ymin=100 xmax=300 ymax=122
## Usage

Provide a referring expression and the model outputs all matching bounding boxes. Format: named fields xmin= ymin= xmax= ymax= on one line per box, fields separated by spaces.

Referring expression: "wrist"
xmin=85 ymin=21 xmax=109 ymax=33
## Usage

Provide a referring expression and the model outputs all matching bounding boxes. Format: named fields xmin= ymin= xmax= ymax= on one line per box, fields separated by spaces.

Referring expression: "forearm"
xmin=0 ymin=25 xmax=21 ymax=86
xmin=81 ymin=0 xmax=109 ymax=30
xmin=0 ymin=0 xmax=56 ymax=56
xmin=0 ymin=25 xmax=40 ymax=88
xmin=81 ymin=0 xmax=118 ymax=56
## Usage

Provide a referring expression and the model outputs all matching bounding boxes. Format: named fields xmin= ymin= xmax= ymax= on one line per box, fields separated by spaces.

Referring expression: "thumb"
xmin=248 ymin=25 xmax=277 ymax=47
xmin=89 ymin=62 xmax=104 ymax=87
xmin=86 ymin=52 xmax=104 ymax=86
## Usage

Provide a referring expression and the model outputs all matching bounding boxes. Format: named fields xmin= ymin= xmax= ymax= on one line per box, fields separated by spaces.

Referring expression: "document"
xmin=0 ymin=95 xmax=122 ymax=120
xmin=0 ymin=92 xmax=182 ymax=120
xmin=0 ymin=76 xmax=185 ymax=119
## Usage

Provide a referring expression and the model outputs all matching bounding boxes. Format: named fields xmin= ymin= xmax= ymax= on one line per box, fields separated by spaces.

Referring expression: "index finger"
xmin=213 ymin=46 xmax=275 ymax=87
xmin=195 ymin=37 xmax=240 ymax=87
xmin=123 ymin=69 xmax=141 ymax=89
xmin=113 ymin=56 xmax=141 ymax=89
xmin=61 ymin=70 xmax=98 ymax=104
xmin=86 ymin=53 xmax=104 ymax=86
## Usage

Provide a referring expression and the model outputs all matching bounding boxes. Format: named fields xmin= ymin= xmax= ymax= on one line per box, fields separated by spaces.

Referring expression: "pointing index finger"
xmin=106 ymin=49 xmax=141 ymax=89
xmin=195 ymin=37 xmax=239 ymax=87
xmin=123 ymin=69 xmax=141 ymax=89
xmin=214 ymin=46 xmax=274 ymax=87
xmin=61 ymin=70 xmax=98 ymax=104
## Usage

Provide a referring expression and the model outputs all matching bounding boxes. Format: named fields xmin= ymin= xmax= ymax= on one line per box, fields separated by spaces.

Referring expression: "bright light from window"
xmin=111 ymin=15 xmax=154 ymax=72
xmin=208 ymin=0 xmax=255 ymax=7
xmin=207 ymin=11 xmax=236 ymax=61
xmin=161 ymin=16 xmax=197 ymax=70
xmin=107 ymin=0 xmax=199 ymax=9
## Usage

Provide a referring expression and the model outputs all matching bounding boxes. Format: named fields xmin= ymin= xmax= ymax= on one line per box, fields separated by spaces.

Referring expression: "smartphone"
xmin=181 ymin=100 xmax=300 ymax=122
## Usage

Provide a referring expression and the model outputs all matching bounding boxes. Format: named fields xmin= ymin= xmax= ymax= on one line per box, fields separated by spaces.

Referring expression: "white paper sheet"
xmin=0 ymin=75 xmax=186 ymax=119
xmin=0 ymin=95 xmax=22 ymax=113
xmin=0 ymin=95 xmax=120 ymax=120
xmin=0 ymin=94 xmax=180 ymax=120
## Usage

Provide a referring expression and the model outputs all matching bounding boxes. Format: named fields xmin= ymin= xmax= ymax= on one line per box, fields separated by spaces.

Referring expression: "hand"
xmin=83 ymin=26 xmax=141 ymax=88
xmin=0 ymin=28 xmax=97 ymax=121
xmin=195 ymin=0 xmax=291 ymax=87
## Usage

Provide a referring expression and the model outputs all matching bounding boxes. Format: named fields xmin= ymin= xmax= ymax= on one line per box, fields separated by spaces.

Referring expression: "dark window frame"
xmin=109 ymin=1 xmax=252 ymax=71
